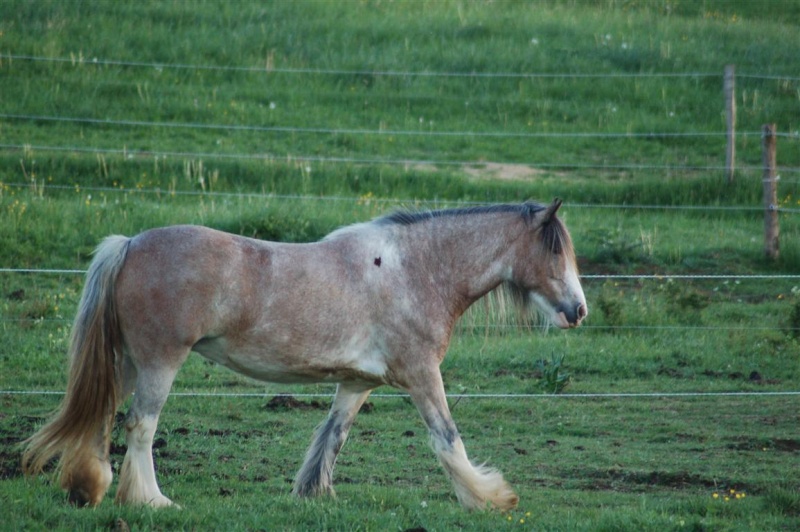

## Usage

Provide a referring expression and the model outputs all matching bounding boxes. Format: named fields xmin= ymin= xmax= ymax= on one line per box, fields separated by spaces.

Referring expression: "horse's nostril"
xmin=577 ymin=303 xmax=587 ymax=320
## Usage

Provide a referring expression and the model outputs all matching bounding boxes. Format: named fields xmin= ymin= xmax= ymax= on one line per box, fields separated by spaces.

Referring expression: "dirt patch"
xmin=0 ymin=417 xmax=39 ymax=479
xmin=727 ymin=437 xmax=800 ymax=452
xmin=574 ymin=468 xmax=737 ymax=493
xmin=771 ymin=439 xmax=800 ymax=452
xmin=110 ymin=518 xmax=131 ymax=532
xmin=263 ymin=395 xmax=329 ymax=411
xmin=462 ymin=162 xmax=550 ymax=181
xmin=0 ymin=449 xmax=22 ymax=480
xmin=407 ymin=163 xmax=438 ymax=173
xmin=261 ymin=394 xmax=374 ymax=413
xmin=408 ymin=162 xmax=555 ymax=181
xmin=6 ymin=288 xmax=25 ymax=301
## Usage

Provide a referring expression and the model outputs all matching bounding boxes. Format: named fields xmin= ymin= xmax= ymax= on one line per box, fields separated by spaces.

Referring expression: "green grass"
xmin=2 ymin=0 xmax=800 ymax=530
xmin=3 ymin=268 xmax=799 ymax=529
xmin=2 ymin=0 xmax=800 ymax=174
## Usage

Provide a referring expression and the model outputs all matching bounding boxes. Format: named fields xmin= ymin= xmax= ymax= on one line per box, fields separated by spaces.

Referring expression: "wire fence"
xmin=4 ymin=112 xmax=798 ymax=140
xmin=1 ymin=319 xmax=797 ymax=336
xmin=3 ymin=55 xmax=800 ymax=390
xmin=7 ymin=54 xmax=800 ymax=82
xmin=5 ymin=142 xmax=799 ymax=177
xmin=1 ymin=63 xmax=798 ymax=285
xmin=3 ymin=54 xmax=800 ymax=174
xmin=3 ymin=52 xmax=800 ymax=225
xmin=3 ymin=389 xmax=799 ymax=399
xmin=1 ymin=180 xmax=796 ymax=213
xmin=2 ymin=267 xmax=799 ymax=280
xmin=2 ymin=267 xmax=798 ymax=334
xmin=2 ymin=265 xmax=798 ymax=340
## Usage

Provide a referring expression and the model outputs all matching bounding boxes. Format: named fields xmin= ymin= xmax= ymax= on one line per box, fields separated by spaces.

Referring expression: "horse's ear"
xmin=543 ymin=198 xmax=562 ymax=223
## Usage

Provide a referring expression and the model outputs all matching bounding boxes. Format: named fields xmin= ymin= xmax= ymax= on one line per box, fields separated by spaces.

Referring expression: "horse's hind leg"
xmin=115 ymin=352 xmax=187 ymax=507
xmin=407 ymin=368 xmax=518 ymax=511
xmin=293 ymin=383 xmax=373 ymax=498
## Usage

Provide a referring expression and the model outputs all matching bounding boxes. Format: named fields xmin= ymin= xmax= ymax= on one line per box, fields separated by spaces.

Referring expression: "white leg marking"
xmin=409 ymin=370 xmax=518 ymax=510
xmin=116 ymin=416 xmax=174 ymax=507
xmin=435 ymin=438 xmax=518 ymax=510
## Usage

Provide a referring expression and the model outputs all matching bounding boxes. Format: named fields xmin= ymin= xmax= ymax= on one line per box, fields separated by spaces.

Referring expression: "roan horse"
xmin=22 ymin=199 xmax=586 ymax=510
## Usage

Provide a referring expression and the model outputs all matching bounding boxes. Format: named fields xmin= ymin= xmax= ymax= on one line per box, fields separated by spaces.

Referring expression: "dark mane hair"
xmin=376 ymin=202 xmax=545 ymax=226
xmin=377 ymin=202 xmax=572 ymax=256
xmin=541 ymin=215 xmax=572 ymax=256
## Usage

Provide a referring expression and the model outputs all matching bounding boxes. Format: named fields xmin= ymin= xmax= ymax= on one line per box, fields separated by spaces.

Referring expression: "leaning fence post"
xmin=762 ymin=123 xmax=779 ymax=260
xmin=724 ymin=65 xmax=736 ymax=182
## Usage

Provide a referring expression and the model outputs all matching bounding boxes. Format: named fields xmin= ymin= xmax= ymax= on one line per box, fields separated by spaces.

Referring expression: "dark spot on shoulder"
xmin=374 ymin=257 xmax=381 ymax=267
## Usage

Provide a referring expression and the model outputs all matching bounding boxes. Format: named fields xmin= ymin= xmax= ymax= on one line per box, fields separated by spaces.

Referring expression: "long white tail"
xmin=22 ymin=235 xmax=130 ymax=506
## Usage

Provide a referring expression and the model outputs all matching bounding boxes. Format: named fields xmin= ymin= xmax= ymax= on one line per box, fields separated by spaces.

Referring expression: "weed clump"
xmin=535 ymin=353 xmax=571 ymax=394
xmin=660 ymin=279 xmax=709 ymax=324
xmin=788 ymin=299 xmax=800 ymax=339
xmin=597 ymin=281 xmax=624 ymax=330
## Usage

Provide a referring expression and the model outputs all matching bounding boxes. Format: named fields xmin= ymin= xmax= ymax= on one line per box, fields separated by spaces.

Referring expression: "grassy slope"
xmin=2 ymin=0 xmax=799 ymax=166
xmin=1 ymin=1 xmax=800 ymax=530
xmin=2 ymin=0 xmax=799 ymax=270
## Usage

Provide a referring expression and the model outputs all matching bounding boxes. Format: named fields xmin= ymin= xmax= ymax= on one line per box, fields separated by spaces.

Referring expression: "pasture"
xmin=1 ymin=1 xmax=799 ymax=530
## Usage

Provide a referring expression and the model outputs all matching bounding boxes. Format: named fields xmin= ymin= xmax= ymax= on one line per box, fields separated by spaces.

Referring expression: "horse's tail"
xmin=22 ymin=235 xmax=131 ymax=505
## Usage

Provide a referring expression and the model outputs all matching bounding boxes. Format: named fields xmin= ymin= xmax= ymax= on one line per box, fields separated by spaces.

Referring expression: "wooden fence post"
xmin=762 ymin=123 xmax=779 ymax=260
xmin=724 ymin=65 xmax=736 ymax=182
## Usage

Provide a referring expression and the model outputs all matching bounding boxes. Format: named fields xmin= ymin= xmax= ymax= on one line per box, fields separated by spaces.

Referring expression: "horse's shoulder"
xmin=323 ymin=220 xmax=384 ymax=242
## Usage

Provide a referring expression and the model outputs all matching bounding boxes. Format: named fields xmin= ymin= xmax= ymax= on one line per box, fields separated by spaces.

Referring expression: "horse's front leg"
xmin=407 ymin=367 xmax=518 ymax=511
xmin=293 ymin=383 xmax=373 ymax=498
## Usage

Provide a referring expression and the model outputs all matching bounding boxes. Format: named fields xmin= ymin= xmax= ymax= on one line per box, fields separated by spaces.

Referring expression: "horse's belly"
xmin=191 ymin=335 xmax=389 ymax=385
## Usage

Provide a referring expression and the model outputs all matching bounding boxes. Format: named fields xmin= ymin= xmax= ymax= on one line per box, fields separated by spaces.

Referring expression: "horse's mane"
xmin=375 ymin=203 xmax=542 ymax=226
xmin=375 ymin=202 xmax=572 ymax=256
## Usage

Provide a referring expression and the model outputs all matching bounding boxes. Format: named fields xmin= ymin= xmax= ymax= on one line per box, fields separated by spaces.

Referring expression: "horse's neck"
xmin=397 ymin=215 xmax=523 ymax=313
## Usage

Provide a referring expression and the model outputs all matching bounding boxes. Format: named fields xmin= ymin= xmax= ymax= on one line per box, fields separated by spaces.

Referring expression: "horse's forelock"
xmin=516 ymin=201 xmax=573 ymax=257
xmin=538 ymin=214 xmax=573 ymax=258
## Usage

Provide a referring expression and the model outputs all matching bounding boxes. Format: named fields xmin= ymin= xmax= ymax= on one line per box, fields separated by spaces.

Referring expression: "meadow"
xmin=1 ymin=1 xmax=800 ymax=530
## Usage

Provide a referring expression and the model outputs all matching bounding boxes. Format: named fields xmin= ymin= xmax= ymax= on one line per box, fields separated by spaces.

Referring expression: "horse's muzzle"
xmin=557 ymin=302 xmax=587 ymax=328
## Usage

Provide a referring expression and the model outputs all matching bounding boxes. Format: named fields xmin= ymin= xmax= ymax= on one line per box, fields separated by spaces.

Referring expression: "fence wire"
xmin=3 ymin=389 xmax=799 ymax=399
xmin=3 ymin=55 xmax=800 ymax=182
xmin=2 ymin=267 xmax=798 ymax=280
xmin=2 ymin=53 xmax=726 ymax=79
xmin=6 ymin=142 xmax=799 ymax=175
xmin=8 ymin=53 xmax=800 ymax=83
xmin=0 ymin=112 xmax=777 ymax=140
xmin=2 ymin=181 xmax=796 ymax=213
xmin=4 ymin=54 xmax=800 ymax=407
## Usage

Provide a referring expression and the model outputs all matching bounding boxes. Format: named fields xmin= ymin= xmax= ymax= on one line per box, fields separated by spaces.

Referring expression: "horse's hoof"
xmin=148 ymin=495 xmax=178 ymax=508
xmin=67 ymin=489 xmax=91 ymax=507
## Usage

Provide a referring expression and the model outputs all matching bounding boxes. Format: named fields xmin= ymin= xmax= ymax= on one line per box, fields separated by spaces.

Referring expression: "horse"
xmin=22 ymin=199 xmax=587 ymax=510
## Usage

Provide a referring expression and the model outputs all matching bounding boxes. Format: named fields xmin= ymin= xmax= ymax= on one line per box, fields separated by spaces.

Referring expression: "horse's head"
xmin=510 ymin=199 xmax=587 ymax=329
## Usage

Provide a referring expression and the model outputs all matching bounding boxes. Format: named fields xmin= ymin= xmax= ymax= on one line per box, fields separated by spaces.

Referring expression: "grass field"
xmin=2 ymin=1 xmax=800 ymax=530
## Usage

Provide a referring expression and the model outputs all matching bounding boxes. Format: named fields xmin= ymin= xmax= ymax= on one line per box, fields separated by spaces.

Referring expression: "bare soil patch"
xmin=462 ymin=162 xmax=550 ymax=181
